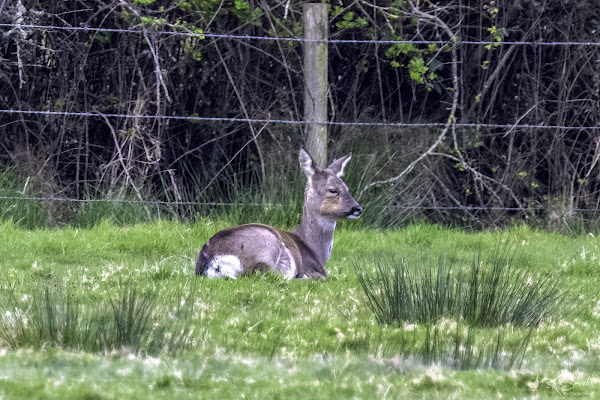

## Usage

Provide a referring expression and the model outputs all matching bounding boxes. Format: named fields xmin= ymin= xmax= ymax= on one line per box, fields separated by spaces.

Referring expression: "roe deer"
xmin=195 ymin=148 xmax=362 ymax=279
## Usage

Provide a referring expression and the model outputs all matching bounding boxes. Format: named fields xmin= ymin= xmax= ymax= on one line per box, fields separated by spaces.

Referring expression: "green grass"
xmin=0 ymin=220 xmax=599 ymax=398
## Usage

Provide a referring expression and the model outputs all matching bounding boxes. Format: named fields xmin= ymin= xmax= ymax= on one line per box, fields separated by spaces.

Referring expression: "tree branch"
xmin=359 ymin=2 xmax=460 ymax=197
xmin=99 ymin=113 xmax=152 ymax=220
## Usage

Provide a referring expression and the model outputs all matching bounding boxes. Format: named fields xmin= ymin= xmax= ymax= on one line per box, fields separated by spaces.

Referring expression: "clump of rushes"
xmin=355 ymin=244 xmax=567 ymax=328
xmin=355 ymin=244 xmax=570 ymax=369
xmin=0 ymin=285 xmax=195 ymax=355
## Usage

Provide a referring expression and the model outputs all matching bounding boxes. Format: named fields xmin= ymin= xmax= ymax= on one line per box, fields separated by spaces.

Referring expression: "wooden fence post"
xmin=303 ymin=3 xmax=328 ymax=168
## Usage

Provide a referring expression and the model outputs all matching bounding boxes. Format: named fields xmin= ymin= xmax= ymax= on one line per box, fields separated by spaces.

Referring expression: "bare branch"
xmin=198 ymin=121 xmax=269 ymax=197
xmin=212 ymin=38 xmax=266 ymax=183
xmin=99 ymin=113 xmax=152 ymax=220
xmin=359 ymin=1 xmax=460 ymax=197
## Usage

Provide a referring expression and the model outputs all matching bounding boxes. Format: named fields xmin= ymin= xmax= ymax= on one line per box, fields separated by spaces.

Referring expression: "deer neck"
xmin=295 ymin=206 xmax=336 ymax=266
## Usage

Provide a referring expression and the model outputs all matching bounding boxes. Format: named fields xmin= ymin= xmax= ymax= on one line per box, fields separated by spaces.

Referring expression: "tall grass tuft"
xmin=0 ymin=167 xmax=48 ymax=228
xmin=462 ymin=246 xmax=567 ymax=328
xmin=418 ymin=320 xmax=534 ymax=370
xmin=73 ymin=191 xmax=158 ymax=228
xmin=0 ymin=286 xmax=195 ymax=355
xmin=106 ymin=287 xmax=157 ymax=353
xmin=355 ymin=245 xmax=567 ymax=328
xmin=355 ymin=245 xmax=569 ymax=369
xmin=191 ymin=167 xmax=306 ymax=230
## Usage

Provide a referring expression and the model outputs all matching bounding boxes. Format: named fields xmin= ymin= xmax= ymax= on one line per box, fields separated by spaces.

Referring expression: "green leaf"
xmin=408 ymin=57 xmax=428 ymax=84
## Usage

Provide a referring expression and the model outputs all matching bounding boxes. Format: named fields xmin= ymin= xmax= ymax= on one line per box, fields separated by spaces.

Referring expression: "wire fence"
xmin=2 ymin=20 xmax=600 ymax=221
xmin=2 ymin=195 xmax=600 ymax=214
xmin=2 ymin=23 xmax=600 ymax=46
xmin=1 ymin=109 xmax=598 ymax=131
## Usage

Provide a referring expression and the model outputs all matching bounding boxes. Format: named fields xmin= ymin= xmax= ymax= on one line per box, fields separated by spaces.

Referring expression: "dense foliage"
xmin=1 ymin=0 xmax=600 ymax=228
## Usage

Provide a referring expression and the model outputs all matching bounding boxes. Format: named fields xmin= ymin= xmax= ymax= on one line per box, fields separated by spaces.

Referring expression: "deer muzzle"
xmin=348 ymin=204 xmax=363 ymax=219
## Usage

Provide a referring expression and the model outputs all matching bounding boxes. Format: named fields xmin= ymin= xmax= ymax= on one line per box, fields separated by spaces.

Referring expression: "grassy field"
xmin=0 ymin=219 xmax=599 ymax=399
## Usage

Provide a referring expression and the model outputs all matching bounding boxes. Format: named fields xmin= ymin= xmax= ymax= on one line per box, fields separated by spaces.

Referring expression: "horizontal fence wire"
xmin=1 ymin=196 xmax=600 ymax=213
xmin=0 ymin=195 xmax=243 ymax=207
xmin=1 ymin=109 xmax=599 ymax=131
xmin=2 ymin=23 xmax=600 ymax=46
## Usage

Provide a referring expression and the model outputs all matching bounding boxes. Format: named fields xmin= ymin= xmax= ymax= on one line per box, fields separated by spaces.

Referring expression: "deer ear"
xmin=299 ymin=148 xmax=317 ymax=178
xmin=327 ymin=153 xmax=352 ymax=178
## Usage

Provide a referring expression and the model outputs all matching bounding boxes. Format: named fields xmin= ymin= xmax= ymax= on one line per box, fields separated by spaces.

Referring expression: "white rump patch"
xmin=206 ymin=255 xmax=243 ymax=279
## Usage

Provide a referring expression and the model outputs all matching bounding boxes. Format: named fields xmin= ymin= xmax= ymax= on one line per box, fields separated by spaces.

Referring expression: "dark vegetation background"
xmin=1 ymin=0 xmax=600 ymax=230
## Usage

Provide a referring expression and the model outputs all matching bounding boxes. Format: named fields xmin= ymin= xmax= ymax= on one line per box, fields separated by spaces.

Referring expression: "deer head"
xmin=299 ymin=148 xmax=362 ymax=221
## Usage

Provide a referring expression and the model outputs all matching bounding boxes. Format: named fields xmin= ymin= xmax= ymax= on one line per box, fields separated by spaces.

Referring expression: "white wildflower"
xmin=424 ymin=364 xmax=445 ymax=381
xmin=403 ymin=323 xmax=417 ymax=331
xmin=592 ymin=300 xmax=600 ymax=319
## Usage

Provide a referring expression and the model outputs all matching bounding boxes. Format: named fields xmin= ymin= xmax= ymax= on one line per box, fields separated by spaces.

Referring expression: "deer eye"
xmin=328 ymin=188 xmax=338 ymax=195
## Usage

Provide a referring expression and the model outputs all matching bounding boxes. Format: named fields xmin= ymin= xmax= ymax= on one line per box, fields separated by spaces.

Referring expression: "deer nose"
xmin=352 ymin=205 xmax=363 ymax=215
